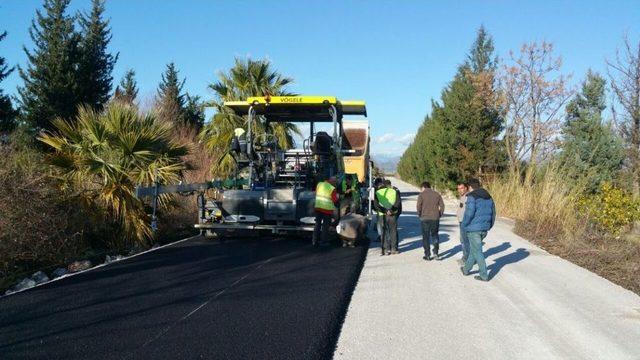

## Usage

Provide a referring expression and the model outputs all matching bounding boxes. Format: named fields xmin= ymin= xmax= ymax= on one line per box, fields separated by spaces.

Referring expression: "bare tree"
xmin=607 ymin=34 xmax=640 ymax=195
xmin=501 ymin=42 xmax=573 ymax=175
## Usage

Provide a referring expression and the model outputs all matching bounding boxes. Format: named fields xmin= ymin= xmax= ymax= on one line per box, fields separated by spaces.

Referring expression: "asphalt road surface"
xmin=335 ymin=178 xmax=640 ymax=360
xmin=0 ymin=235 xmax=367 ymax=359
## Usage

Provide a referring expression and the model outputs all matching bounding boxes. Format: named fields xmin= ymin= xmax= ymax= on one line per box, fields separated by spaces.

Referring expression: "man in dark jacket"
xmin=460 ymin=178 xmax=496 ymax=281
xmin=393 ymin=184 xmax=402 ymax=246
xmin=416 ymin=181 xmax=445 ymax=260
xmin=374 ymin=180 xmax=401 ymax=255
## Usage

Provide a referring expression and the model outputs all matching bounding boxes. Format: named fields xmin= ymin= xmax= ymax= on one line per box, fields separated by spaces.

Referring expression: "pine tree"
xmin=77 ymin=0 xmax=118 ymax=110
xmin=18 ymin=0 xmax=81 ymax=131
xmin=156 ymin=62 xmax=186 ymax=126
xmin=184 ymin=94 xmax=205 ymax=130
xmin=113 ymin=69 xmax=138 ymax=105
xmin=560 ymin=71 xmax=624 ymax=191
xmin=0 ymin=31 xmax=18 ymax=132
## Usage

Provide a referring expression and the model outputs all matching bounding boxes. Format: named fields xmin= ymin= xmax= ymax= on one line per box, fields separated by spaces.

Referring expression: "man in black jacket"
xmin=374 ymin=180 xmax=401 ymax=255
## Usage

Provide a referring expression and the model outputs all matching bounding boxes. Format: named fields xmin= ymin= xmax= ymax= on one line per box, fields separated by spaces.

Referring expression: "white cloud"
xmin=375 ymin=132 xmax=415 ymax=145
xmin=376 ymin=133 xmax=396 ymax=144
xmin=398 ymin=133 xmax=416 ymax=145
xmin=371 ymin=148 xmax=405 ymax=158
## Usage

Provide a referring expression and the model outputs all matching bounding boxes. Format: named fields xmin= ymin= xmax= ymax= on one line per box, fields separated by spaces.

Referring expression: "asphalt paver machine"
xmin=137 ymin=96 xmax=370 ymax=238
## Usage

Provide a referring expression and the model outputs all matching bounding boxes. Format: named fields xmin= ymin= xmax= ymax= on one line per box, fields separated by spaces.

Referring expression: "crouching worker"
xmin=460 ymin=178 xmax=496 ymax=282
xmin=337 ymin=213 xmax=367 ymax=248
xmin=313 ymin=175 xmax=339 ymax=247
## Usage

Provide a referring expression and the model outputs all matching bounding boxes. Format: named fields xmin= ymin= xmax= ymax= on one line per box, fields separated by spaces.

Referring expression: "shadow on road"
xmin=440 ymin=244 xmax=461 ymax=260
xmin=400 ymin=191 xmax=421 ymax=197
xmin=488 ymin=248 xmax=530 ymax=280
xmin=485 ymin=242 xmax=511 ymax=258
xmin=461 ymin=243 xmax=530 ymax=280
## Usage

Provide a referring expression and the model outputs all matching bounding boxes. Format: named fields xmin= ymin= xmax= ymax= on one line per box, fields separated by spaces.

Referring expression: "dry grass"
xmin=0 ymin=139 xmax=91 ymax=289
xmin=487 ymin=167 xmax=640 ymax=295
xmin=154 ymin=125 xmax=217 ymax=243
xmin=487 ymin=165 xmax=587 ymax=241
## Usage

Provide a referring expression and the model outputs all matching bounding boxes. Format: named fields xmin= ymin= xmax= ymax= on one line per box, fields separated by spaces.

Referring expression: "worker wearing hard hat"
xmin=313 ymin=175 xmax=339 ymax=247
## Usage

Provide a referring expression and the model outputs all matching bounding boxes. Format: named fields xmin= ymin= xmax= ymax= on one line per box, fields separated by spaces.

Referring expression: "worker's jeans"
xmin=376 ymin=214 xmax=384 ymax=241
xmin=420 ymin=219 xmax=439 ymax=257
xmin=463 ymin=231 xmax=489 ymax=280
xmin=459 ymin=223 xmax=470 ymax=261
xmin=383 ymin=214 xmax=398 ymax=252
xmin=313 ymin=212 xmax=332 ymax=246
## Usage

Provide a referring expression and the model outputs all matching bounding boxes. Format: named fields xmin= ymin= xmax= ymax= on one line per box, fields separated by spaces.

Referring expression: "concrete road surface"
xmin=335 ymin=178 xmax=640 ymax=360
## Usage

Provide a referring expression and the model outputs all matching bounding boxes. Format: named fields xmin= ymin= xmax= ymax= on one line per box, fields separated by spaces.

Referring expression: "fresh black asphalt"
xmin=0 ymin=235 xmax=368 ymax=359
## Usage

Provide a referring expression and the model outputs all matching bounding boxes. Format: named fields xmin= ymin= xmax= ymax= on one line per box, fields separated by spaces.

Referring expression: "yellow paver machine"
xmin=136 ymin=96 xmax=372 ymax=238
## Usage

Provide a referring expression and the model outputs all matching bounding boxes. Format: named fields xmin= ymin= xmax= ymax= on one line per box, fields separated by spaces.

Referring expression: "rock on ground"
xmin=67 ymin=260 xmax=92 ymax=273
xmin=105 ymin=255 xmax=124 ymax=264
xmin=30 ymin=271 xmax=49 ymax=284
xmin=13 ymin=278 xmax=36 ymax=292
xmin=51 ymin=268 xmax=68 ymax=279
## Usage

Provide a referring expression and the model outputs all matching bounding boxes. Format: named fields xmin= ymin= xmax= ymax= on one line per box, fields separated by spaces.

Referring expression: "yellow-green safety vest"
xmin=315 ymin=181 xmax=336 ymax=211
xmin=341 ymin=178 xmax=357 ymax=194
xmin=375 ymin=187 xmax=397 ymax=215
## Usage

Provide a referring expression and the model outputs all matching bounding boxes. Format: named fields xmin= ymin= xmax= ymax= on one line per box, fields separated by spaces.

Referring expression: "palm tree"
xmin=39 ymin=103 xmax=188 ymax=246
xmin=199 ymin=58 xmax=301 ymax=176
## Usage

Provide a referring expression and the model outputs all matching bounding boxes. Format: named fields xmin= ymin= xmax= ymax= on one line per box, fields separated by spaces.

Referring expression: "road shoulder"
xmin=334 ymin=177 xmax=640 ymax=360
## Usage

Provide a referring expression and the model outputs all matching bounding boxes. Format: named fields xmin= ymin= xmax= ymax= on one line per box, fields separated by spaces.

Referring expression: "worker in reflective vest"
xmin=374 ymin=180 xmax=401 ymax=255
xmin=340 ymin=174 xmax=360 ymax=214
xmin=313 ymin=175 xmax=338 ymax=247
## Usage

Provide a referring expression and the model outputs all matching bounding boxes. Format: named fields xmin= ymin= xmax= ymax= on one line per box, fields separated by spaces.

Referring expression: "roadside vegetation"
xmin=398 ymin=28 xmax=640 ymax=295
xmin=0 ymin=0 xmax=298 ymax=292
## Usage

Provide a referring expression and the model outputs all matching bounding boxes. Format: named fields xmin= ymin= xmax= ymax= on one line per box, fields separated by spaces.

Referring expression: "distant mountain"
xmin=372 ymin=154 xmax=401 ymax=174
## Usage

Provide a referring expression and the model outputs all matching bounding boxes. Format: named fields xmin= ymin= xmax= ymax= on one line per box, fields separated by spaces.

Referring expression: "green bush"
xmin=577 ymin=183 xmax=640 ymax=236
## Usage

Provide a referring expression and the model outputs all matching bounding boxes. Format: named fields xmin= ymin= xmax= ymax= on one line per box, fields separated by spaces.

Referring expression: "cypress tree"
xmin=113 ymin=69 xmax=138 ymax=105
xmin=467 ymin=26 xmax=496 ymax=73
xmin=399 ymin=26 xmax=503 ymax=188
xmin=156 ymin=62 xmax=186 ymax=126
xmin=18 ymin=0 xmax=81 ymax=131
xmin=0 ymin=31 xmax=18 ymax=132
xmin=560 ymin=71 xmax=624 ymax=191
xmin=77 ymin=0 xmax=118 ymax=110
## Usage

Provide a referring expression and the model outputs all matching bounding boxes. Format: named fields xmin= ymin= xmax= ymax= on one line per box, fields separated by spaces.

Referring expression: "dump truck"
xmin=136 ymin=95 xmax=371 ymax=239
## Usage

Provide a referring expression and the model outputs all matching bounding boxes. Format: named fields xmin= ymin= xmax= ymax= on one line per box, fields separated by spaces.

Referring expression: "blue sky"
xmin=1 ymin=0 xmax=639 ymax=156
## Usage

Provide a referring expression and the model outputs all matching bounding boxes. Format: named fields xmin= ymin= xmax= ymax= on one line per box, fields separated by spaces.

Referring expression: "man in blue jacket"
xmin=460 ymin=178 xmax=496 ymax=282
